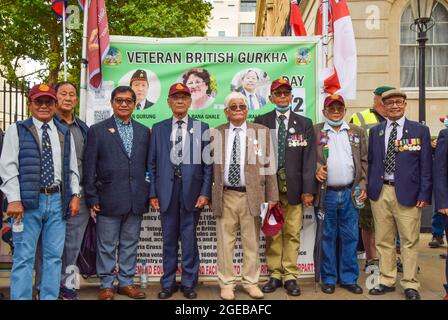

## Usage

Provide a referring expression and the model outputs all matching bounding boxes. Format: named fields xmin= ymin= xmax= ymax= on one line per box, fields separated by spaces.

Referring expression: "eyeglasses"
xmin=113 ymin=98 xmax=135 ymax=106
xmin=186 ymin=80 xmax=205 ymax=86
xmin=272 ymin=91 xmax=292 ymax=97
xmin=384 ymin=99 xmax=405 ymax=107
xmin=32 ymin=99 xmax=56 ymax=107
xmin=325 ymin=106 xmax=345 ymax=113
xmin=228 ymin=104 xmax=247 ymax=111
xmin=169 ymin=95 xmax=191 ymax=101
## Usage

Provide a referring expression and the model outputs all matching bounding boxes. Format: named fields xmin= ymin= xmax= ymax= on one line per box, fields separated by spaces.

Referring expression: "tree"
xmin=0 ymin=0 xmax=212 ymax=85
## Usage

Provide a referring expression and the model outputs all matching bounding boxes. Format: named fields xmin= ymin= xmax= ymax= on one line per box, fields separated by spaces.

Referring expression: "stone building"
xmin=255 ymin=0 xmax=448 ymax=134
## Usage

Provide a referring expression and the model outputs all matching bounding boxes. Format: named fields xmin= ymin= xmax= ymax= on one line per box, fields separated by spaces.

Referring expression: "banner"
xmin=87 ymin=36 xmax=321 ymax=127
xmin=86 ymin=36 xmax=323 ymax=280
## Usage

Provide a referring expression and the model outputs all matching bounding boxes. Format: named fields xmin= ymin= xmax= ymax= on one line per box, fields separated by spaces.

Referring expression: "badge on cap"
xmin=330 ymin=94 xmax=340 ymax=100
xmin=176 ymin=84 xmax=184 ymax=90
xmin=279 ymin=79 xmax=288 ymax=84
xmin=39 ymin=84 xmax=50 ymax=92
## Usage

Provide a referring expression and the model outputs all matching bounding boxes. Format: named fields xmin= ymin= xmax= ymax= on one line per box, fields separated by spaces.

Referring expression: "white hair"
xmin=224 ymin=91 xmax=248 ymax=109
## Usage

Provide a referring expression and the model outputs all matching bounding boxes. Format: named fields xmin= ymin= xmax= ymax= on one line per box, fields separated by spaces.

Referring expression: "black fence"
xmin=0 ymin=80 xmax=30 ymax=131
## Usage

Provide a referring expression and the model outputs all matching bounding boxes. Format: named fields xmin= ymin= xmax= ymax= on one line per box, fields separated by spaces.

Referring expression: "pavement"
xmin=0 ymin=233 xmax=446 ymax=300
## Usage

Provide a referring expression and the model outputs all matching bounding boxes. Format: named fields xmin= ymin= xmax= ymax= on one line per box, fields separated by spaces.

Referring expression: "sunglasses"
xmin=228 ymin=104 xmax=247 ymax=111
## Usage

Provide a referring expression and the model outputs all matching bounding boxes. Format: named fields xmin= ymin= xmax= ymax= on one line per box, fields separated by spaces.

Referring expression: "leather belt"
xmin=326 ymin=182 xmax=354 ymax=192
xmin=223 ymin=186 xmax=246 ymax=193
xmin=39 ymin=185 xmax=61 ymax=194
xmin=383 ymin=180 xmax=395 ymax=186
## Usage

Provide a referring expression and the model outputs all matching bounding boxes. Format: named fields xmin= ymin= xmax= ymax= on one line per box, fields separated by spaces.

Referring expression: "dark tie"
xmin=385 ymin=122 xmax=398 ymax=175
xmin=228 ymin=128 xmax=242 ymax=186
xmin=173 ymin=120 xmax=183 ymax=177
xmin=137 ymin=103 xmax=141 ymax=110
xmin=40 ymin=123 xmax=55 ymax=187
xmin=249 ymin=94 xmax=254 ymax=110
xmin=277 ymin=114 xmax=287 ymax=169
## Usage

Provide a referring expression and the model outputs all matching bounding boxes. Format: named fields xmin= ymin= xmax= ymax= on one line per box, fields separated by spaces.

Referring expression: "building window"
xmin=240 ymin=0 xmax=256 ymax=12
xmin=239 ymin=23 xmax=255 ymax=37
xmin=400 ymin=1 xmax=448 ymax=88
xmin=218 ymin=31 xmax=225 ymax=37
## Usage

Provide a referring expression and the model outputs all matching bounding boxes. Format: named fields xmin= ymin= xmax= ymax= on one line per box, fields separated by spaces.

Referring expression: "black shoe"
xmin=428 ymin=236 xmax=444 ymax=248
xmin=321 ymin=284 xmax=335 ymax=294
xmin=158 ymin=286 xmax=178 ymax=299
xmin=284 ymin=279 xmax=301 ymax=296
xmin=404 ymin=288 xmax=421 ymax=300
xmin=262 ymin=277 xmax=282 ymax=293
xmin=368 ymin=284 xmax=396 ymax=295
xmin=340 ymin=284 xmax=363 ymax=294
xmin=180 ymin=286 xmax=197 ymax=299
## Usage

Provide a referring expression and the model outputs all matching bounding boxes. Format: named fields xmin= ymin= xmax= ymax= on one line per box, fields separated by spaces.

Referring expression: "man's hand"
xmin=150 ymin=197 xmax=160 ymax=210
xmin=301 ymin=193 xmax=314 ymax=207
xmin=268 ymin=201 xmax=278 ymax=211
xmin=195 ymin=196 xmax=209 ymax=209
xmin=416 ymin=201 xmax=429 ymax=208
xmin=69 ymin=196 xmax=80 ymax=217
xmin=355 ymin=189 xmax=368 ymax=202
xmin=438 ymin=208 xmax=448 ymax=215
xmin=431 ymin=138 xmax=437 ymax=149
xmin=316 ymin=166 xmax=327 ymax=183
xmin=91 ymin=204 xmax=101 ymax=214
xmin=7 ymin=201 xmax=24 ymax=223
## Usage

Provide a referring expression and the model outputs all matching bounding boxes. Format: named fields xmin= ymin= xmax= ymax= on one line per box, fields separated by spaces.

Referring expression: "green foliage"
xmin=0 ymin=0 xmax=212 ymax=85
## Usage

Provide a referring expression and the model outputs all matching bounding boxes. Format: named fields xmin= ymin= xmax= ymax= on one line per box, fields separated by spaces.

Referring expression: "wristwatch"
xmin=72 ymin=193 xmax=82 ymax=198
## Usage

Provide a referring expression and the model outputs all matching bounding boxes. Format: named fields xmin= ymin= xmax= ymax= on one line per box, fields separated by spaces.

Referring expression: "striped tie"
xmin=228 ymin=128 xmax=241 ymax=186
xmin=384 ymin=122 xmax=398 ymax=175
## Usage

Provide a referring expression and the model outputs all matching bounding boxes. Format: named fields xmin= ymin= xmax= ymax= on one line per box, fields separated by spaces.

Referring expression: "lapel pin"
xmin=189 ymin=128 xmax=194 ymax=134
xmin=289 ymin=127 xmax=295 ymax=134
xmin=108 ymin=128 xmax=116 ymax=134
xmin=379 ymin=129 xmax=384 ymax=136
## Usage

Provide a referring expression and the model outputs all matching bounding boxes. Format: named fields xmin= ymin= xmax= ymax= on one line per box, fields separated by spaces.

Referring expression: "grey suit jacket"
xmin=211 ymin=121 xmax=279 ymax=217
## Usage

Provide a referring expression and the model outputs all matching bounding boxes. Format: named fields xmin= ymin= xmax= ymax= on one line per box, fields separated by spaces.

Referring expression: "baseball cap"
xmin=28 ymin=84 xmax=57 ymax=101
xmin=324 ymin=94 xmax=345 ymax=108
xmin=270 ymin=79 xmax=292 ymax=92
xmin=168 ymin=83 xmax=191 ymax=96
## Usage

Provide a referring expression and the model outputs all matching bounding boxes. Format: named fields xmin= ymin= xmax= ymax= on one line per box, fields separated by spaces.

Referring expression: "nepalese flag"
xmin=51 ymin=0 xmax=67 ymax=18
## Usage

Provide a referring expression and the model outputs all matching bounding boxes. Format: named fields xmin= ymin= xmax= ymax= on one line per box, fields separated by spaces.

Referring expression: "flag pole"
xmin=62 ymin=4 xmax=67 ymax=81
xmin=322 ymin=0 xmax=329 ymax=68
xmin=79 ymin=0 xmax=89 ymax=122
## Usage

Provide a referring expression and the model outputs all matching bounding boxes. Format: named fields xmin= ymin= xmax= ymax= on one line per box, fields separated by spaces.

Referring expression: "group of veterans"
xmin=0 ymin=77 xmax=446 ymax=301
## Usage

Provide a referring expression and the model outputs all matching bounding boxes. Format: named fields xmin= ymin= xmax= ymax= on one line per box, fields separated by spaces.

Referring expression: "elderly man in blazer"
xmin=83 ymin=86 xmax=151 ymax=300
xmin=432 ymin=126 xmax=448 ymax=300
xmin=254 ymin=79 xmax=316 ymax=296
xmin=367 ymin=89 xmax=432 ymax=300
xmin=149 ymin=83 xmax=212 ymax=299
xmin=211 ymin=91 xmax=278 ymax=300
xmin=314 ymin=94 xmax=367 ymax=295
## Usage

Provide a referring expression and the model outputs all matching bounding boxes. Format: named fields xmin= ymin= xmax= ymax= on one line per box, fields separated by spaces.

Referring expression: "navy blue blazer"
xmin=149 ymin=116 xmax=212 ymax=213
xmin=367 ymin=118 xmax=432 ymax=206
xmin=434 ymin=128 xmax=448 ymax=210
xmin=83 ymin=116 xmax=151 ymax=216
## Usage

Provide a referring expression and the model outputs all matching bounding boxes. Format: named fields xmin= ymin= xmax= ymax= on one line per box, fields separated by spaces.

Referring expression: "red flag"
xmin=290 ymin=1 xmax=307 ymax=36
xmin=323 ymin=68 xmax=341 ymax=95
xmin=87 ymin=0 xmax=110 ymax=89
xmin=325 ymin=0 xmax=357 ymax=99
xmin=51 ymin=0 xmax=67 ymax=18
xmin=78 ymin=0 xmax=86 ymax=11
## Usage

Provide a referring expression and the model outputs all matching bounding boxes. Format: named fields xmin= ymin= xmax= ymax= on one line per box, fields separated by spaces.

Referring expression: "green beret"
xmin=373 ymin=86 xmax=396 ymax=96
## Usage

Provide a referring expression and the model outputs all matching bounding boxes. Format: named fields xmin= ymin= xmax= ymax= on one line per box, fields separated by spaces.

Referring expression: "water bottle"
xmin=140 ymin=260 xmax=148 ymax=289
xmin=12 ymin=220 xmax=24 ymax=242
xmin=145 ymin=171 xmax=151 ymax=183
xmin=353 ymin=186 xmax=365 ymax=209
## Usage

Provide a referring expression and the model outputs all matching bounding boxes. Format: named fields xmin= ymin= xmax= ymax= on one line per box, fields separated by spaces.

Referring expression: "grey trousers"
xmin=35 ymin=197 xmax=90 ymax=291
xmin=96 ymin=212 xmax=143 ymax=289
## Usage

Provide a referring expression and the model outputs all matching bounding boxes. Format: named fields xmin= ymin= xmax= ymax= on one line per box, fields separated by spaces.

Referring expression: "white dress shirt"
xmin=0 ymin=117 xmax=80 ymax=202
xmin=324 ymin=121 xmax=355 ymax=187
xmin=224 ymin=121 xmax=247 ymax=187
xmin=171 ymin=115 xmax=188 ymax=145
xmin=384 ymin=116 xmax=405 ymax=181
xmin=275 ymin=109 xmax=290 ymax=136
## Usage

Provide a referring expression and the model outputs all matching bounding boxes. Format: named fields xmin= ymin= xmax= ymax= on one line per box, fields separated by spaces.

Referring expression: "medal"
xmin=289 ymin=127 xmax=295 ymax=134
xmin=416 ymin=145 xmax=421 ymax=151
